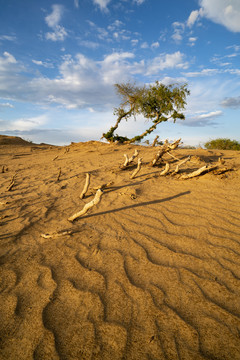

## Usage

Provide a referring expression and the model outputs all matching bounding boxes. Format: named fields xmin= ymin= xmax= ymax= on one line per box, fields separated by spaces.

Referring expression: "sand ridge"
xmin=0 ymin=137 xmax=240 ymax=359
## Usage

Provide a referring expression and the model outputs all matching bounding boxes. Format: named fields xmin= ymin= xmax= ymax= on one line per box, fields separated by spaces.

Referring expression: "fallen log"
xmin=179 ymin=164 xmax=218 ymax=179
xmin=68 ymin=189 xmax=103 ymax=221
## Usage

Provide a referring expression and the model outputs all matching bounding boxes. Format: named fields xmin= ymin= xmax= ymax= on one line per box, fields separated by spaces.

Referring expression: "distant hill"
xmin=0 ymin=135 xmax=36 ymax=146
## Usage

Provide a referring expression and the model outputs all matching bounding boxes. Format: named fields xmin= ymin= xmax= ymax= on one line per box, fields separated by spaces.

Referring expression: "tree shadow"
xmin=78 ymin=190 xmax=191 ymax=220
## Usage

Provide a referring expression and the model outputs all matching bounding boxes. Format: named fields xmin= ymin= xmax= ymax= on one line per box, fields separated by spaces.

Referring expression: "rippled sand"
xmin=0 ymin=136 xmax=240 ymax=359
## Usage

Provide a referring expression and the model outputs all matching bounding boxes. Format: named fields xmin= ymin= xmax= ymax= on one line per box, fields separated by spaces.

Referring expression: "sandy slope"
xmin=0 ymin=136 xmax=240 ymax=360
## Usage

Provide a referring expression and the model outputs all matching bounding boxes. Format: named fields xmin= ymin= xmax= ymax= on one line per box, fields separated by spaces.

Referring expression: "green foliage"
xmin=204 ymin=138 xmax=240 ymax=150
xmin=102 ymin=81 xmax=190 ymax=143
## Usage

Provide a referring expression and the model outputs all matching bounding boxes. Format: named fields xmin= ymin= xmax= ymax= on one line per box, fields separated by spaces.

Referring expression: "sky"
xmin=0 ymin=0 xmax=240 ymax=146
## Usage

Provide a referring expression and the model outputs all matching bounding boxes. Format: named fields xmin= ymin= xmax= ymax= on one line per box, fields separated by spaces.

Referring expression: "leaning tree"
xmin=102 ymin=81 xmax=190 ymax=143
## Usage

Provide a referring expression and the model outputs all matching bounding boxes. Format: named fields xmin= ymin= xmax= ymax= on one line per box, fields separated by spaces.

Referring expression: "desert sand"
xmin=0 ymin=135 xmax=240 ymax=360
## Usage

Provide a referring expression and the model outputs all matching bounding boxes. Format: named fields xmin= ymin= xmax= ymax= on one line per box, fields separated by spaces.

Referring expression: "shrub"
xmin=204 ymin=138 xmax=240 ymax=150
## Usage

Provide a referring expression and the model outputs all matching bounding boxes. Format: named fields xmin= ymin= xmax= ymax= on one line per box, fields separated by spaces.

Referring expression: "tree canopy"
xmin=102 ymin=81 xmax=190 ymax=143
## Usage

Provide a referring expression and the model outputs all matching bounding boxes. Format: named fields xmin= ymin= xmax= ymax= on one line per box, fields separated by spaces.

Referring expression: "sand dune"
xmin=0 ymin=136 xmax=240 ymax=359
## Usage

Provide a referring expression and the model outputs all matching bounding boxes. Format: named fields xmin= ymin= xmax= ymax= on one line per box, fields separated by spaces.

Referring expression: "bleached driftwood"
xmin=41 ymin=230 xmax=73 ymax=239
xmin=122 ymin=150 xmax=139 ymax=168
xmin=57 ymin=168 xmax=62 ymax=181
xmin=129 ymin=149 xmax=139 ymax=163
xmin=7 ymin=174 xmax=17 ymax=191
xmin=123 ymin=154 xmax=129 ymax=167
xmin=174 ymin=156 xmax=191 ymax=173
xmin=166 ymin=151 xmax=180 ymax=161
xmin=52 ymin=155 xmax=59 ymax=161
xmin=152 ymin=135 xmax=159 ymax=147
xmin=159 ymin=162 xmax=170 ymax=176
xmin=151 ymin=139 xmax=181 ymax=166
xmin=80 ymin=173 xmax=90 ymax=199
xmin=130 ymin=158 xmax=142 ymax=179
xmin=93 ymin=181 xmax=113 ymax=191
xmin=68 ymin=189 xmax=103 ymax=221
xmin=179 ymin=164 xmax=218 ymax=179
xmin=213 ymin=167 xmax=233 ymax=175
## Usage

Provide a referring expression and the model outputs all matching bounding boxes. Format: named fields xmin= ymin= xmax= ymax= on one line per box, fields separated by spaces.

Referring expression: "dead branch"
xmin=52 ymin=155 xmax=59 ymax=161
xmin=6 ymin=174 xmax=17 ymax=191
xmin=151 ymin=139 xmax=181 ymax=166
xmin=166 ymin=151 xmax=180 ymax=161
xmin=179 ymin=164 xmax=218 ymax=179
xmin=93 ymin=181 xmax=113 ymax=191
xmin=213 ymin=167 xmax=233 ymax=175
xmin=174 ymin=156 xmax=191 ymax=173
xmin=57 ymin=168 xmax=62 ymax=181
xmin=129 ymin=149 xmax=139 ymax=163
xmin=159 ymin=162 xmax=170 ymax=176
xmin=130 ymin=158 xmax=142 ymax=179
xmin=80 ymin=173 xmax=90 ymax=199
xmin=123 ymin=154 xmax=129 ymax=167
xmin=122 ymin=150 xmax=139 ymax=168
xmin=68 ymin=189 xmax=103 ymax=222
xmin=41 ymin=230 xmax=73 ymax=239
xmin=152 ymin=135 xmax=159 ymax=147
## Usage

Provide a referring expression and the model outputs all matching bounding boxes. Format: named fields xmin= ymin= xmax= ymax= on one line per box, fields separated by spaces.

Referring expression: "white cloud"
xmin=74 ymin=0 xmax=79 ymax=8
xmin=78 ymin=40 xmax=99 ymax=49
xmin=46 ymin=25 xmax=68 ymax=42
xmin=0 ymin=102 xmax=14 ymax=109
xmin=151 ymin=41 xmax=159 ymax=49
xmin=199 ymin=0 xmax=240 ymax=32
xmin=0 ymin=35 xmax=17 ymax=42
xmin=93 ymin=0 xmax=111 ymax=11
xmin=131 ymin=39 xmax=139 ymax=46
xmin=0 ymin=115 xmax=48 ymax=132
xmin=184 ymin=110 xmax=223 ymax=127
xmin=192 ymin=110 xmax=223 ymax=120
xmin=45 ymin=5 xmax=67 ymax=41
xmin=188 ymin=37 xmax=197 ymax=46
xmin=187 ymin=9 xmax=203 ymax=27
xmin=172 ymin=22 xmax=185 ymax=43
xmin=32 ymin=59 xmax=54 ymax=68
xmin=183 ymin=68 xmax=219 ymax=77
xmin=147 ymin=51 xmax=189 ymax=75
xmin=45 ymin=5 xmax=63 ymax=28
xmin=134 ymin=0 xmax=146 ymax=4
xmin=0 ymin=51 xmax=191 ymax=110
xmin=2 ymin=51 xmax=17 ymax=64
xmin=141 ymin=42 xmax=148 ymax=49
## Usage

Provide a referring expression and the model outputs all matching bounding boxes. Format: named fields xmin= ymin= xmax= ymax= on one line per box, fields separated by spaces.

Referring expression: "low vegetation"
xmin=204 ymin=138 xmax=240 ymax=151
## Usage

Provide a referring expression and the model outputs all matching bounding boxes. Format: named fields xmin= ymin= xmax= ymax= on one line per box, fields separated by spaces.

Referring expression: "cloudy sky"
xmin=0 ymin=0 xmax=240 ymax=146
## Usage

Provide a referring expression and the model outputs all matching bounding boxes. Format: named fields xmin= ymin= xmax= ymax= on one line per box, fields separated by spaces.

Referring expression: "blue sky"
xmin=0 ymin=0 xmax=240 ymax=146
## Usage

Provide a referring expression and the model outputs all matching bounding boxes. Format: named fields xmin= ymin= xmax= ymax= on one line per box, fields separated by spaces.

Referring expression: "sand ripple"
xmin=0 ymin=141 xmax=240 ymax=359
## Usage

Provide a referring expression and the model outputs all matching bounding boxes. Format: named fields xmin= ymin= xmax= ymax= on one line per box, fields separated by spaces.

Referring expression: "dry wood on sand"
xmin=0 ymin=135 xmax=240 ymax=360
